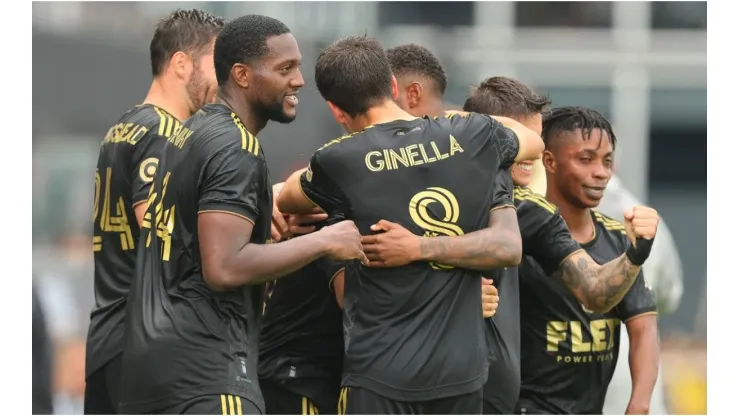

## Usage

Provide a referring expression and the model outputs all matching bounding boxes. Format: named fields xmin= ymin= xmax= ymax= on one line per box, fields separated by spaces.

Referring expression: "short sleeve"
xmin=131 ymin=130 xmax=167 ymax=205
xmin=614 ymin=270 xmax=658 ymax=322
xmin=515 ymin=187 xmax=581 ymax=275
xmin=198 ymin=148 xmax=267 ymax=224
xmin=299 ymin=151 xmax=351 ymax=219
xmin=470 ymin=113 xmax=521 ymax=168
xmin=491 ymin=168 xmax=515 ymax=210
xmin=315 ymin=257 xmax=345 ymax=291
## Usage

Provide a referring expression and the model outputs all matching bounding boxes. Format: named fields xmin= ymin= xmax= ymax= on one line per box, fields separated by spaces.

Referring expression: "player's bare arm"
xmin=198 ymin=212 xmax=366 ymax=290
xmin=446 ymin=111 xmax=544 ymax=162
xmin=361 ymin=207 xmax=522 ymax=270
xmin=276 ymin=168 xmax=315 ymax=214
xmin=623 ymin=313 xmax=659 ymax=415
xmin=555 ymin=206 xmax=660 ymax=313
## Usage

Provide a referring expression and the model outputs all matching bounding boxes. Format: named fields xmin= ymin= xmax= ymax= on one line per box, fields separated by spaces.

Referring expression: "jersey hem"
xmin=119 ymin=384 xmax=264 ymax=414
xmin=342 ymin=373 xmax=483 ymax=402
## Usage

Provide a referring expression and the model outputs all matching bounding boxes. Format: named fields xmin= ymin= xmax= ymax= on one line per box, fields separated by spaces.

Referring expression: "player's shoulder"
xmin=513 ymin=186 xmax=558 ymax=214
xmin=122 ymin=104 xmax=182 ymax=138
xmin=313 ymin=128 xmax=368 ymax=160
xmin=591 ymin=210 xmax=629 ymax=246
xmin=185 ymin=104 xmax=264 ymax=160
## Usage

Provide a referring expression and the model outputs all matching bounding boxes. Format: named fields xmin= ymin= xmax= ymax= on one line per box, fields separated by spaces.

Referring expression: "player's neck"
xmin=356 ymin=99 xmax=417 ymax=130
xmin=216 ymin=90 xmax=267 ymax=135
xmin=546 ymin=189 xmax=595 ymax=244
xmin=143 ymin=77 xmax=191 ymax=122
xmin=417 ymin=99 xmax=445 ymax=118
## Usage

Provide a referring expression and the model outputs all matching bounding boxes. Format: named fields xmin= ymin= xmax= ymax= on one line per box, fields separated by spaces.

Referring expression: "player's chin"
xmin=271 ymin=108 xmax=298 ymax=124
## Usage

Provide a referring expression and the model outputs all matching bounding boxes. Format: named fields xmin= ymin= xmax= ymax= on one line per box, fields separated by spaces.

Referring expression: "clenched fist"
xmin=319 ymin=220 xmax=368 ymax=265
xmin=482 ymin=277 xmax=499 ymax=318
xmin=623 ymin=206 xmax=660 ymax=246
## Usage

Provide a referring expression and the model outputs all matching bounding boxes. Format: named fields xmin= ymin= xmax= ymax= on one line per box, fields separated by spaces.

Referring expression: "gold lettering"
xmin=590 ymin=319 xmax=608 ymax=352
xmin=449 ymin=134 xmax=464 ymax=155
xmin=365 ymin=151 xmax=384 ymax=172
xmin=431 ymin=141 xmax=449 ymax=160
xmin=546 ymin=318 xmax=623 ymax=363
xmin=388 ymin=148 xmax=409 ymax=170
xmin=168 ymin=126 xmax=193 ymax=149
xmin=406 ymin=144 xmax=422 ymax=166
xmin=571 ymin=321 xmax=592 ymax=353
xmin=418 ymin=143 xmax=435 ymax=162
xmin=546 ymin=321 xmax=568 ymax=351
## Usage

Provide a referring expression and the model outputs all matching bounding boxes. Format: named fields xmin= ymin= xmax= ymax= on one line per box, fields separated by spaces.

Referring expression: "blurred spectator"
xmin=599 ymin=175 xmax=684 ymax=415
xmin=35 ymin=234 xmax=95 ymax=415
xmin=33 ymin=281 xmax=54 ymax=415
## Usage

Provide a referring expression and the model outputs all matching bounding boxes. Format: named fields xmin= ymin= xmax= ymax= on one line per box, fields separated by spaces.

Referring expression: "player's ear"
xmin=231 ymin=63 xmax=250 ymax=89
xmin=407 ymin=82 xmax=422 ymax=109
xmin=542 ymin=150 xmax=556 ymax=174
xmin=327 ymin=101 xmax=348 ymax=126
xmin=170 ymin=51 xmax=192 ymax=80
xmin=391 ymin=75 xmax=399 ymax=100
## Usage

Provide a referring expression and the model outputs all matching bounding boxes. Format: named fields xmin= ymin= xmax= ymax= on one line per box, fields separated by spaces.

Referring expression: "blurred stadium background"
xmin=32 ymin=1 xmax=706 ymax=414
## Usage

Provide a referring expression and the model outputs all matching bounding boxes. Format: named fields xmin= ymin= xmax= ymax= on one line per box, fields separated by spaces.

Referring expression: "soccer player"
xmin=514 ymin=107 xmax=659 ymax=414
xmin=361 ymin=79 xmax=661 ymax=414
xmin=277 ymin=36 xmax=545 ymax=414
xmin=85 ymin=9 xmax=225 ymax=414
xmin=258 ymin=209 xmax=347 ymax=416
xmin=118 ymin=15 xmax=365 ymax=415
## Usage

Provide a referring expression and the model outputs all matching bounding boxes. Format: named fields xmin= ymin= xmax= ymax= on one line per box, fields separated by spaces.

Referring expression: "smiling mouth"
xmin=285 ymin=93 xmax=298 ymax=106
xmin=514 ymin=163 xmax=533 ymax=173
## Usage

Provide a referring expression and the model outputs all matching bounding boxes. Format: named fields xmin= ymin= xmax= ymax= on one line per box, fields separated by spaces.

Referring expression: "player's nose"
xmin=291 ymin=69 xmax=306 ymax=89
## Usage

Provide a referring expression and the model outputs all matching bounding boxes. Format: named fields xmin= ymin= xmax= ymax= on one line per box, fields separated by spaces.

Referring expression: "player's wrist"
xmin=411 ymin=236 xmax=425 ymax=262
xmin=625 ymin=237 xmax=654 ymax=266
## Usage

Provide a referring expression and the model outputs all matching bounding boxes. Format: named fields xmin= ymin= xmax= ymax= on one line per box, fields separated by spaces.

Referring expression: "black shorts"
xmin=154 ymin=394 xmax=261 ymax=415
xmin=84 ymin=353 xmax=123 ymax=414
xmin=261 ymin=379 xmax=326 ymax=415
xmin=341 ymin=387 xmax=482 ymax=415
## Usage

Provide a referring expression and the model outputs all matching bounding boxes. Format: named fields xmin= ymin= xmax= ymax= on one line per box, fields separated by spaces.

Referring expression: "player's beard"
xmin=260 ymin=98 xmax=296 ymax=124
xmin=185 ymin=65 xmax=214 ymax=113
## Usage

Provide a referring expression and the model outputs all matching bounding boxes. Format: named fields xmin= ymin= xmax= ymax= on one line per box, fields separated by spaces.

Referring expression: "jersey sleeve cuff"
xmin=198 ymin=201 xmax=258 ymax=225
xmin=491 ymin=202 xmax=515 ymax=211
xmin=621 ymin=309 xmax=658 ymax=323
xmin=328 ymin=267 xmax=345 ymax=292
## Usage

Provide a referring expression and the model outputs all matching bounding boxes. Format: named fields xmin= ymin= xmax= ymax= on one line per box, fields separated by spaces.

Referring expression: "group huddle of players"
xmin=84 ymin=9 xmax=662 ymax=416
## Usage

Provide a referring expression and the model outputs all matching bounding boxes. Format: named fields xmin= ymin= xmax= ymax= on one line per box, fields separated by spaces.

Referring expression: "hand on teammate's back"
xmin=361 ymin=220 xmax=421 ymax=268
xmin=319 ymin=220 xmax=368 ymax=264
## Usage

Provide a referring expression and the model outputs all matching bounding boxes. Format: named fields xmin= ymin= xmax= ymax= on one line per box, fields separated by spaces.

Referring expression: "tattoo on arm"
xmin=556 ymin=251 xmax=641 ymax=313
xmin=419 ymin=208 xmax=522 ymax=271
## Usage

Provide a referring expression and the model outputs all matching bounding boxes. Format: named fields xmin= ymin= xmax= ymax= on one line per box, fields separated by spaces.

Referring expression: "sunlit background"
xmin=32 ymin=2 xmax=706 ymax=414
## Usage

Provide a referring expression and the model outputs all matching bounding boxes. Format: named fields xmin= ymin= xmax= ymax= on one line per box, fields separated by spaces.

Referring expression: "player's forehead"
xmin=558 ymin=128 xmax=613 ymax=154
xmin=264 ymin=33 xmax=302 ymax=66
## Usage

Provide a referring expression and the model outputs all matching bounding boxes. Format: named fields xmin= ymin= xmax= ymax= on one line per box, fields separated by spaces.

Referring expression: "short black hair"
xmin=150 ymin=9 xmax=226 ymax=77
xmin=386 ymin=44 xmax=447 ymax=95
xmin=542 ymin=106 xmax=617 ymax=149
xmin=214 ymin=14 xmax=291 ymax=86
xmin=463 ymin=76 xmax=551 ymax=118
xmin=315 ymin=36 xmax=394 ymax=117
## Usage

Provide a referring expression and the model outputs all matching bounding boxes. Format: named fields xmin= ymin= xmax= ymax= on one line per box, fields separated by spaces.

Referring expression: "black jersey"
xmin=119 ymin=103 xmax=272 ymax=413
xmin=483 ymin=176 xmax=584 ymax=414
xmin=516 ymin=210 xmax=657 ymax=415
xmin=299 ymin=113 xmax=520 ymax=401
xmin=86 ymin=104 xmax=173 ymax=377
xmin=258 ymin=254 xmax=345 ymax=411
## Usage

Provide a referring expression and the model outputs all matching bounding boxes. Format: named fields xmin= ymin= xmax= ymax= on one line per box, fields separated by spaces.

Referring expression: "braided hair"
xmin=542 ymin=106 xmax=617 ymax=149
